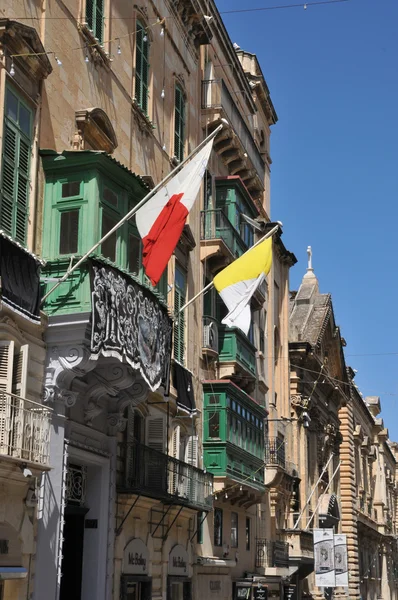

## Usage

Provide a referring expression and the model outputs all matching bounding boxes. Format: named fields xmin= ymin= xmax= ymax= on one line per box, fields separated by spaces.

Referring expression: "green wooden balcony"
xmin=200 ymin=209 xmax=247 ymax=260
xmin=203 ymin=382 xmax=266 ymax=492
xmin=218 ymin=324 xmax=257 ymax=380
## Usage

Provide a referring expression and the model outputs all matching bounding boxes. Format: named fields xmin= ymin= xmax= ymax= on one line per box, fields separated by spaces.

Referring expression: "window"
xmin=1 ymin=86 xmax=32 ymax=245
xmin=245 ymin=517 xmax=251 ymax=550
xmin=59 ymin=210 xmax=79 ymax=254
xmin=174 ymin=84 xmax=185 ymax=162
xmin=174 ymin=265 xmax=186 ymax=363
xmin=231 ymin=512 xmax=238 ymax=547
xmin=214 ymin=508 xmax=223 ymax=546
xmin=135 ymin=20 xmax=149 ymax=115
xmin=208 ymin=412 xmax=220 ymax=438
xmin=86 ymin=0 xmax=104 ymax=43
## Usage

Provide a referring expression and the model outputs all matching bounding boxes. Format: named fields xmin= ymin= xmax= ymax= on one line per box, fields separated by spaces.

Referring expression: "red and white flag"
xmin=135 ymin=138 xmax=214 ymax=286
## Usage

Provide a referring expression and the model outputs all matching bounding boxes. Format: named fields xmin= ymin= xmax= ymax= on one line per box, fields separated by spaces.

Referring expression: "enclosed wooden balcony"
xmin=218 ymin=325 xmax=257 ymax=385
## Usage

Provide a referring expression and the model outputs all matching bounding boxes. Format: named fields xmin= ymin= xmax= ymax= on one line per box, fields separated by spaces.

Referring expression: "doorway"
xmin=59 ymin=506 xmax=88 ymax=600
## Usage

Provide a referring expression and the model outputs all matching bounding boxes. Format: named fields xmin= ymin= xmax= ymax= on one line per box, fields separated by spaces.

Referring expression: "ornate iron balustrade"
xmin=0 ymin=391 xmax=51 ymax=465
xmin=200 ymin=209 xmax=247 ymax=258
xmin=121 ymin=441 xmax=213 ymax=511
xmin=201 ymin=79 xmax=265 ymax=182
xmin=203 ymin=316 xmax=219 ymax=354
xmin=255 ymin=539 xmax=289 ymax=569
xmin=264 ymin=437 xmax=286 ymax=468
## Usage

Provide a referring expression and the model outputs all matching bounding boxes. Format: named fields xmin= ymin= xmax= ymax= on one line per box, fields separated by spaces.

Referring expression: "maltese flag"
xmin=136 ymin=138 xmax=214 ymax=286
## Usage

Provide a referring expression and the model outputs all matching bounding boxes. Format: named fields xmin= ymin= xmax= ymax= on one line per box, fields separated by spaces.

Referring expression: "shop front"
xmin=168 ymin=545 xmax=191 ymax=600
xmin=234 ymin=579 xmax=268 ymax=600
xmin=121 ymin=538 xmax=152 ymax=600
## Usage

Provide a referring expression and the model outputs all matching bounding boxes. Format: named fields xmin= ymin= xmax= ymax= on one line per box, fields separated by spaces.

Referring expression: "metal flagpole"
xmin=41 ymin=124 xmax=223 ymax=304
xmin=305 ymin=460 xmax=342 ymax=531
xmin=178 ymin=221 xmax=282 ymax=314
xmin=293 ymin=452 xmax=334 ymax=530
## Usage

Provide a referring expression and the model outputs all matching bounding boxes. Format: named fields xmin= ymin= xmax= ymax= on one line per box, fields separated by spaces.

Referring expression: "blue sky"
xmin=216 ymin=0 xmax=398 ymax=439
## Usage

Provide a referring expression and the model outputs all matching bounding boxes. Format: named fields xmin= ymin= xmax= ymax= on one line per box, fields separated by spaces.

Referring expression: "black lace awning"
xmin=174 ymin=362 xmax=196 ymax=414
xmin=89 ymin=260 xmax=172 ymax=392
xmin=0 ymin=233 xmax=42 ymax=323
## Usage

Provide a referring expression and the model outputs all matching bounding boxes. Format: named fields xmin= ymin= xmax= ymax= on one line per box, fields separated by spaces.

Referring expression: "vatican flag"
xmin=213 ymin=237 xmax=272 ymax=335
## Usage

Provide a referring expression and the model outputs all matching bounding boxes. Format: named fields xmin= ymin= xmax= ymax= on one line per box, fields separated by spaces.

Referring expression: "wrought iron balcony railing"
xmin=264 ymin=437 xmax=286 ymax=468
xmin=203 ymin=315 xmax=219 ymax=354
xmin=200 ymin=209 xmax=247 ymax=258
xmin=255 ymin=539 xmax=289 ymax=569
xmin=201 ymin=79 xmax=265 ymax=182
xmin=121 ymin=441 xmax=213 ymax=511
xmin=0 ymin=391 xmax=51 ymax=465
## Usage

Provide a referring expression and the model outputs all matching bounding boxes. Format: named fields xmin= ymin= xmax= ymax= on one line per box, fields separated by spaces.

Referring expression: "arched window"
xmin=135 ymin=20 xmax=150 ymax=115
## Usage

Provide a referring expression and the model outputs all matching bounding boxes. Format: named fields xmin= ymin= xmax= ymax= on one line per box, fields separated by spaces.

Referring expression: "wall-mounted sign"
xmin=253 ymin=586 xmax=268 ymax=600
xmin=123 ymin=538 xmax=149 ymax=575
xmin=334 ymin=534 xmax=348 ymax=587
xmin=314 ymin=528 xmax=335 ymax=588
xmin=168 ymin=544 xmax=189 ymax=576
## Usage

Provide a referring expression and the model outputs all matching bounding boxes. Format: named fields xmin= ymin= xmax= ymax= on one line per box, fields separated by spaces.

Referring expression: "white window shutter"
xmin=146 ymin=416 xmax=165 ymax=453
xmin=172 ymin=425 xmax=181 ymax=459
xmin=0 ymin=341 xmax=14 ymax=453
xmin=12 ymin=344 xmax=29 ymax=398
xmin=185 ymin=435 xmax=198 ymax=467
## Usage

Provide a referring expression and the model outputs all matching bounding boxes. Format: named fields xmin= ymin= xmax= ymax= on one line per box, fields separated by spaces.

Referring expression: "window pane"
xmin=129 ymin=234 xmax=141 ymax=275
xmin=60 ymin=210 xmax=79 ymax=254
xmin=19 ymin=105 xmax=31 ymax=136
xmin=245 ymin=518 xmax=251 ymax=550
xmin=6 ymin=89 xmax=18 ymax=122
xmin=104 ymin=187 xmax=118 ymax=207
xmin=231 ymin=512 xmax=238 ymax=547
xmin=62 ymin=181 xmax=81 ymax=198
xmin=208 ymin=412 xmax=220 ymax=438
xmin=101 ymin=213 xmax=118 ymax=262
xmin=214 ymin=508 xmax=223 ymax=546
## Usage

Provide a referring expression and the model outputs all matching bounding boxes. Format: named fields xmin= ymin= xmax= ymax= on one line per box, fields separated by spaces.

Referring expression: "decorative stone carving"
xmin=84 ymin=399 xmax=104 ymax=427
xmin=90 ymin=261 xmax=172 ymax=392
xmin=42 ymin=385 xmax=78 ymax=407
xmin=107 ymin=413 xmax=127 ymax=436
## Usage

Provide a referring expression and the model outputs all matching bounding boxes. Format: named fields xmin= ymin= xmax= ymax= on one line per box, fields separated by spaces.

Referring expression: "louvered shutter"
xmin=146 ymin=416 xmax=166 ymax=493
xmin=184 ymin=435 xmax=198 ymax=466
xmin=184 ymin=435 xmax=199 ymax=504
xmin=174 ymin=266 xmax=186 ymax=364
xmin=146 ymin=416 xmax=165 ymax=453
xmin=170 ymin=426 xmax=181 ymax=495
xmin=172 ymin=425 xmax=181 ymax=459
xmin=174 ymin=85 xmax=185 ymax=162
xmin=94 ymin=0 xmax=104 ymax=42
xmin=15 ymin=137 xmax=29 ymax=244
xmin=0 ymin=341 xmax=14 ymax=454
xmin=1 ymin=124 xmax=17 ymax=235
xmin=11 ymin=345 xmax=28 ymax=459
xmin=86 ymin=0 xmax=95 ymax=32
xmin=135 ymin=21 xmax=149 ymax=114
xmin=12 ymin=344 xmax=28 ymax=398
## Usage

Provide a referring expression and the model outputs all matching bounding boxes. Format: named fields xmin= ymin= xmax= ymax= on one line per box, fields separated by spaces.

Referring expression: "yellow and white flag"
xmin=213 ymin=237 xmax=272 ymax=335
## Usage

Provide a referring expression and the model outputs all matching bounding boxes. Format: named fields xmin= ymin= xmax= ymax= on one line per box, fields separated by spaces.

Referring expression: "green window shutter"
xmin=1 ymin=88 xmax=32 ymax=245
xmin=174 ymin=85 xmax=185 ymax=162
xmin=0 ymin=124 xmax=17 ymax=235
xmin=86 ymin=0 xmax=103 ymax=43
xmin=86 ymin=0 xmax=94 ymax=31
xmin=174 ymin=266 xmax=186 ymax=364
xmin=135 ymin=21 xmax=149 ymax=114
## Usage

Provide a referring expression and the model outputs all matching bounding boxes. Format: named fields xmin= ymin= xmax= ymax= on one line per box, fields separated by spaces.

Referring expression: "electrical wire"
xmin=220 ymin=0 xmax=350 ymax=14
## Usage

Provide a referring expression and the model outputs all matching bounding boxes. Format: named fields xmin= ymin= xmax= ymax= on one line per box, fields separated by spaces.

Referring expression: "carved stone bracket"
xmin=42 ymin=385 xmax=78 ymax=408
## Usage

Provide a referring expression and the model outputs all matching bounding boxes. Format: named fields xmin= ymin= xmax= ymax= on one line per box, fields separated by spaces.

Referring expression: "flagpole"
xmin=304 ymin=460 xmax=342 ymax=531
xmin=292 ymin=452 xmax=334 ymax=530
xmin=41 ymin=124 xmax=223 ymax=305
xmin=178 ymin=222 xmax=282 ymax=314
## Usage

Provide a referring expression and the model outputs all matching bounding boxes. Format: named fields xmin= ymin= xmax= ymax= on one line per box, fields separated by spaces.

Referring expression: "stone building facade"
xmin=1 ymin=1 xmax=295 ymax=600
xmin=288 ymin=256 xmax=398 ymax=600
